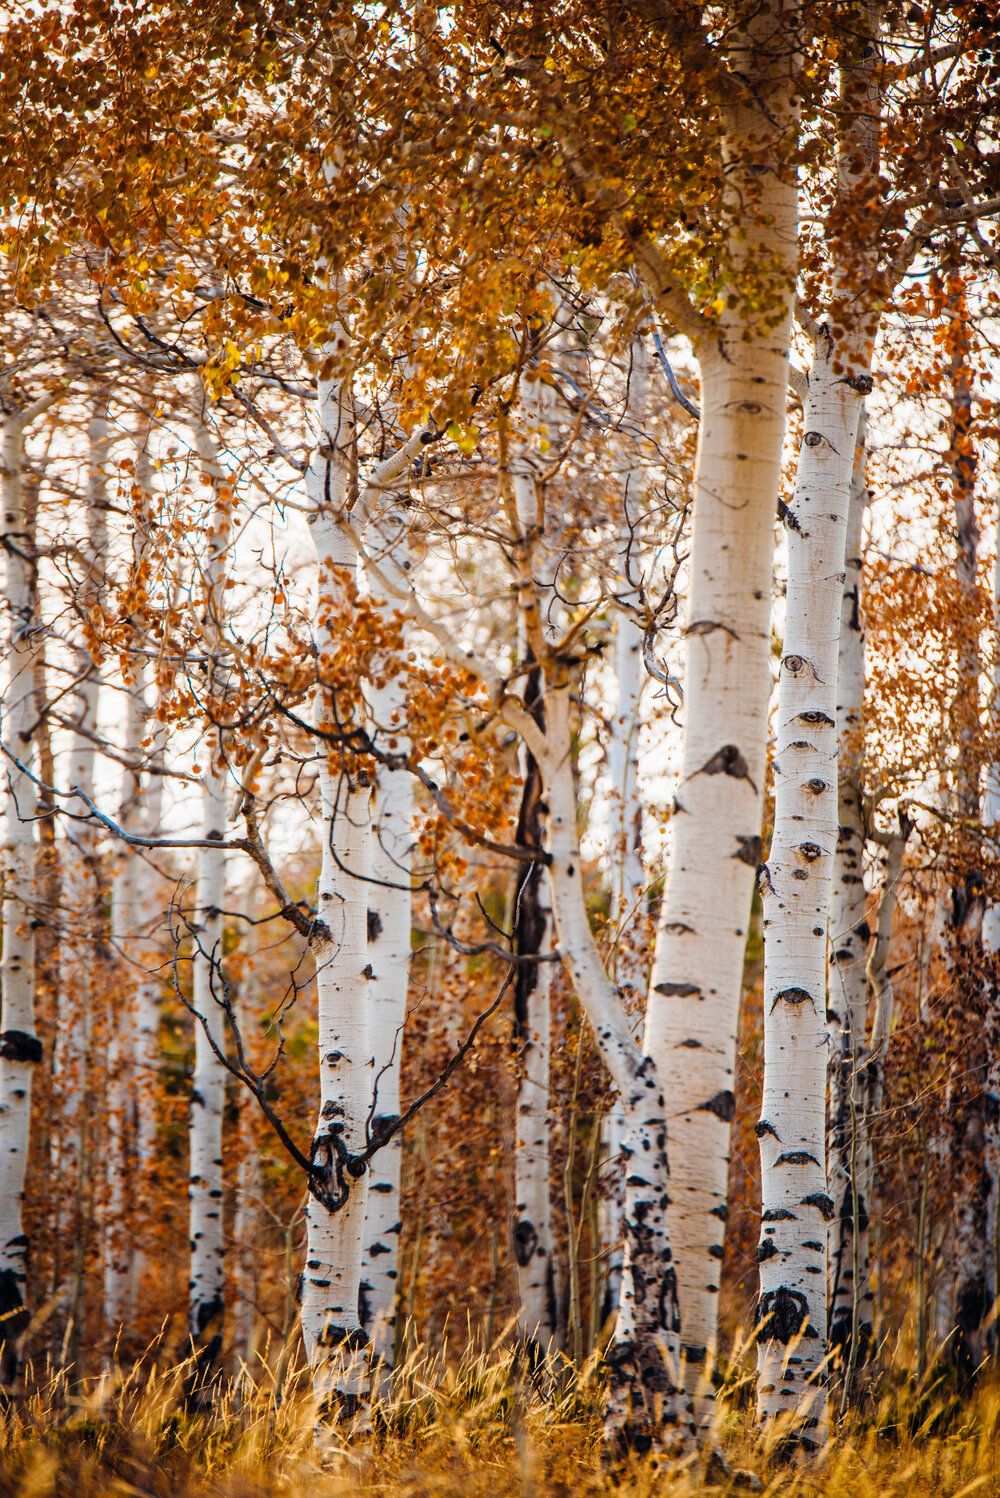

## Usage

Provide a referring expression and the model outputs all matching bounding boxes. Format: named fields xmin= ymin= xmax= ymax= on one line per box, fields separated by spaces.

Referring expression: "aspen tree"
xmin=186 ymin=404 xmax=233 ymax=1389
xmin=359 ymin=495 xmax=414 ymax=1378
xmin=300 ymin=353 xmax=374 ymax=1424
xmin=601 ymin=338 xmax=651 ymax=1323
xmin=826 ymin=414 xmax=873 ymax=1371
xmin=109 ymin=401 xmax=169 ymax=1326
xmin=60 ymin=395 xmax=109 ymax=1366
xmin=641 ymin=0 xmax=799 ymax=1424
xmin=754 ymin=6 xmax=890 ymax=1434
xmin=509 ymin=356 xmax=562 ymax=1356
xmin=501 ymin=426 xmax=693 ymax=1452
xmin=0 ymin=390 xmax=57 ymax=1380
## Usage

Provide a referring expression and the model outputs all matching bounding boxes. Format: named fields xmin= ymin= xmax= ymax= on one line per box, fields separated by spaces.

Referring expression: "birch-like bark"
xmin=359 ymin=500 xmax=413 ymax=1377
xmin=755 ymin=7 xmax=886 ymax=1436
xmin=186 ymin=408 xmax=233 ymax=1387
xmin=512 ymin=668 xmax=561 ymax=1353
xmin=602 ymin=341 xmax=649 ymax=1324
xmin=188 ymin=766 xmax=228 ymax=1379
xmin=301 ymin=363 xmax=372 ymax=1424
xmin=645 ymin=3 xmax=798 ymax=1425
xmin=756 ymin=333 xmax=863 ymax=1440
xmin=60 ymin=399 xmax=109 ymax=1363
xmin=107 ymin=404 xmax=166 ymax=1330
xmin=826 ymin=415 xmax=873 ymax=1371
xmin=0 ymin=402 xmax=46 ymax=1377
xmin=509 ymin=389 xmax=562 ymax=1355
xmin=537 ymin=677 xmax=692 ymax=1453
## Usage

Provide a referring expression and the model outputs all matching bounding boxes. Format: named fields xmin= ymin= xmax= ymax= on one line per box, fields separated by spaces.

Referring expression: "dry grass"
xmin=3 ymin=1341 xmax=1000 ymax=1498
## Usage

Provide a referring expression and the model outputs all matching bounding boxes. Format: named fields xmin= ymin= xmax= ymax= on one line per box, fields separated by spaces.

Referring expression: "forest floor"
xmin=2 ymin=1344 xmax=1000 ymax=1498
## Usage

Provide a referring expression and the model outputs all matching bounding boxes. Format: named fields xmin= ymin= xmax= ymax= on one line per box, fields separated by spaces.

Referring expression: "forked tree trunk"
xmin=756 ymin=7 xmax=885 ymax=1437
xmin=0 ymin=403 xmax=48 ymax=1383
xmin=534 ymin=678 xmax=691 ymax=1454
xmin=756 ymin=332 xmax=864 ymax=1443
xmin=641 ymin=2 xmax=799 ymax=1430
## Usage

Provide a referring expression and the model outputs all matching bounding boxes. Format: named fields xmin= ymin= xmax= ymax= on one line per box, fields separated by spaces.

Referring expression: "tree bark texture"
xmin=512 ymin=669 xmax=561 ymax=1353
xmin=301 ymin=365 xmax=372 ymax=1425
xmin=0 ymin=406 xmax=43 ymax=1378
xmin=602 ymin=340 xmax=649 ymax=1327
xmin=756 ymin=323 xmax=871 ymax=1438
xmin=641 ymin=1 xmax=799 ymax=1428
xmin=826 ymin=415 xmax=872 ymax=1371
xmin=537 ymin=679 xmax=693 ymax=1454
xmin=186 ymin=406 xmax=233 ymax=1387
xmin=359 ymin=501 xmax=414 ymax=1377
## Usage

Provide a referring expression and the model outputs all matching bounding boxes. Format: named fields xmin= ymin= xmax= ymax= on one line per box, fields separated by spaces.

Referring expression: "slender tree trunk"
xmin=755 ymin=7 xmax=885 ymax=1436
xmin=827 ymin=414 xmax=871 ymax=1372
xmin=643 ymin=2 xmax=799 ymax=1427
xmin=187 ymin=766 xmax=228 ymax=1386
xmin=359 ymin=503 xmax=413 ymax=1380
xmin=301 ymin=366 xmax=372 ymax=1425
xmin=527 ymin=677 xmax=693 ymax=1453
xmin=0 ymin=404 xmax=45 ymax=1384
xmin=59 ymin=398 xmax=109 ymax=1372
xmin=110 ymin=410 xmax=166 ymax=1336
xmin=756 ymin=329 xmax=864 ymax=1441
xmin=602 ymin=341 xmax=649 ymax=1324
xmin=186 ymin=403 xmax=233 ymax=1391
xmin=508 ymin=380 xmax=563 ymax=1355
xmin=512 ymin=669 xmax=561 ymax=1353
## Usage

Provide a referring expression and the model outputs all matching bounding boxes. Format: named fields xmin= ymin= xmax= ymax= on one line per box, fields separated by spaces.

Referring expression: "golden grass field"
xmin=4 ymin=1338 xmax=1000 ymax=1498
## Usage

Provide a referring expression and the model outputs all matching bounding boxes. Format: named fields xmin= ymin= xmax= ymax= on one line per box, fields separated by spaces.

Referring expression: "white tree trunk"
xmin=512 ymin=678 xmax=561 ymax=1353
xmin=186 ymin=404 xmax=233 ymax=1384
xmin=528 ymin=678 xmax=693 ymax=1453
xmin=108 ymin=413 xmax=166 ymax=1336
xmin=0 ymin=405 xmax=45 ymax=1374
xmin=826 ymin=413 xmax=872 ymax=1369
xmin=509 ymin=388 xmax=562 ymax=1354
xmin=756 ymin=342 xmax=865 ymax=1442
xmin=359 ymin=504 xmax=413 ymax=1378
xmin=301 ymin=368 xmax=373 ymax=1425
xmin=59 ymin=400 xmax=109 ymax=1359
xmin=602 ymin=340 xmax=649 ymax=1325
xmin=642 ymin=6 xmax=799 ymax=1428
xmin=188 ymin=766 xmax=228 ymax=1377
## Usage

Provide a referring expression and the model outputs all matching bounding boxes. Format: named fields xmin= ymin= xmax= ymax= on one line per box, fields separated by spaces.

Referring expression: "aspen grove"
xmin=3 ymin=0 xmax=1000 ymax=1480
